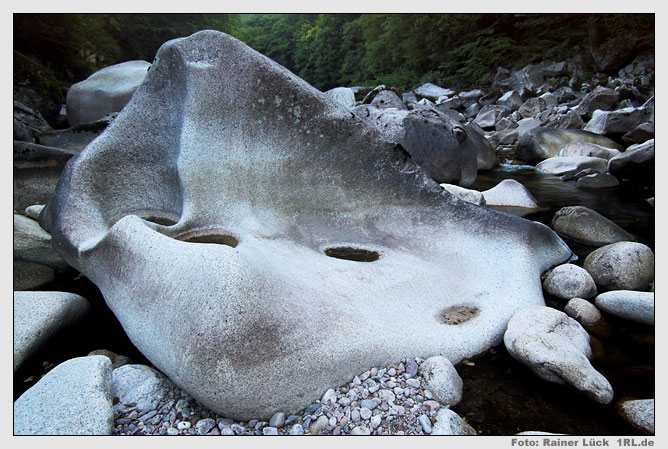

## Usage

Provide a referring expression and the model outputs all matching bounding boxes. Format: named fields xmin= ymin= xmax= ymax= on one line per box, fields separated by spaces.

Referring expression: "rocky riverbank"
xmin=14 ymin=29 xmax=654 ymax=436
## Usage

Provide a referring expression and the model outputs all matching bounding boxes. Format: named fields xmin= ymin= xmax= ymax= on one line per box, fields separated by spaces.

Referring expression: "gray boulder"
xmin=549 ymin=110 xmax=585 ymax=129
xmin=495 ymin=64 xmax=544 ymax=92
xmin=324 ymin=87 xmax=356 ymax=109
xmin=583 ymin=242 xmax=654 ymax=291
xmin=39 ymin=30 xmax=571 ymax=420
xmin=88 ymin=349 xmax=132 ymax=369
xmin=504 ymin=306 xmax=613 ymax=404
xmin=558 ymin=142 xmax=621 ymax=160
xmin=14 ymin=291 xmax=90 ymax=371
xmin=414 ymin=83 xmax=455 ymax=101
xmin=13 ymin=141 xmax=76 ymax=212
xmin=458 ymin=89 xmax=484 ymax=107
xmin=482 ymin=179 xmax=539 ymax=209
xmin=353 ymin=105 xmax=479 ymax=186
xmin=576 ymin=172 xmax=619 ymax=189
xmin=515 ymin=128 xmax=622 ymax=164
xmin=551 ymin=206 xmax=635 ymax=247
xmin=13 ymin=261 xmax=54 ymax=291
xmin=14 ymin=356 xmax=114 ymax=435
xmin=418 ymin=356 xmax=463 ymax=406
xmin=583 ymin=106 xmax=650 ymax=136
xmin=539 ymin=92 xmax=558 ymax=111
xmin=536 ymin=156 xmax=608 ymax=176
xmin=112 ymin=364 xmax=174 ymax=412
xmin=617 ymin=399 xmax=654 ymax=435
xmin=14 ymin=214 xmax=68 ymax=269
xmin=496 ymin=91 xmax=522 ymax=110
xmin=608 ymin=139 xmax=654 ymax=183
xmin=518 ymin=97 xmax=547 ymax=119
xmin=435 ymin=95 xmax=462 ymax=110
xmin=440 ymin=184 xmax=486 ymax=206
xmin=473 ymin=104 xmax=511 ymax=129
xmin=595 ymin=290 xmax=654 ymax=326
xmin=24 ymin=204 xmax=44 ymax=220
xmin=14 ymin=101 xmax=51 ymax=142
xmin=622 ymin=122 xmax=654 ymax=144
xmin=575 ymin=86 xmax=620 ymax=119
xmin=542 ymin=264 xmax=597 ymax=300
xmin=66 ymin=60 xmax=151 ymax=127
xmin=370 ymin=90 xmax=407 ymax=110
xmin=432 ymin=408 xmax=477 ymax=435
xmin=516 ymin=118 xmax=542 ymax=138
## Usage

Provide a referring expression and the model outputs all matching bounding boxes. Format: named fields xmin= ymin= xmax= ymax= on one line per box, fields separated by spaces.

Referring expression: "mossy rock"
xmin=13 ymin=51 xmax=63 ymax=125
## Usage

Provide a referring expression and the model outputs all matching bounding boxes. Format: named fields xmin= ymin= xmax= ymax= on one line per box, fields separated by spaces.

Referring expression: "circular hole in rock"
xmin=324 ymin=246 xmax=380 ymax=262
xmin=437 ymin=305 xmax=480 ymax=325
xmin=176 ymin=229 xmax=239 ymax=248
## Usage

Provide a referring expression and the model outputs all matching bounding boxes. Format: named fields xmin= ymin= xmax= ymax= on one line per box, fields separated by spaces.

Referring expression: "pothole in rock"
xmin=324 ymin=246 xmax=380 ymax=262
xmin=175 ymin=229 xmax=240 ymax=248
xmin=437 ymin=305 xmax=480 ymax=325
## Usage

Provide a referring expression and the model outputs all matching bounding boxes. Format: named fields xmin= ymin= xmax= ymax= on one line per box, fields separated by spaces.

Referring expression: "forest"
xmin=14 ymin=13 xmax=654 ymax=93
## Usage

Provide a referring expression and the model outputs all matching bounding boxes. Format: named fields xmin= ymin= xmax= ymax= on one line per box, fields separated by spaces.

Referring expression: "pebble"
xmin=269 ymin=412 xmax=285 ymax=428
xmin=289 ymin=423 xmax=304 ymax=435
xmin=113 ymin=357 xmax=442 ymax=436
xmin=418 ymin=414 xmax=433 ymax=434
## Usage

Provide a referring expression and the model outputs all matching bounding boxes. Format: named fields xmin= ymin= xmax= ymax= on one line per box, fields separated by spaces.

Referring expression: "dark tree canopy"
xmin=14 ymin=13 xmax=653 ymax=90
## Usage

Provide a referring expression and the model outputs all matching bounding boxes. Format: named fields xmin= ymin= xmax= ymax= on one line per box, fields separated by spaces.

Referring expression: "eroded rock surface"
xmin=504 ymin=306 xmax=613 ymax=404
xmin=41 ymin=30 xmax=571 ymax=420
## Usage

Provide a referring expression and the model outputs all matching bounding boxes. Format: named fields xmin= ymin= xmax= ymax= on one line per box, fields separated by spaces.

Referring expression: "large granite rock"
xmin=370 ymin=89 xmax=407 ymax=110
xmin=39 ymin=30 xmax=571 ymax=420
xmin=14 ymin=291 xmax=90 ymax=371
xmin=352 ymin=105 xmax=479 ymax=186
xmin=617 ymin=399 xmax=654 ymax=435
xmin=112 ymin=364 xmax=174 ymax=412
xmin=558 ymin=142 xmax=621 ymax=160
xmin=575 ymin=86 xmax=620 ymax=119
xmin=413 ymin=83 xmax=455 ymax=101
xmin=482 ymin=179 xmax=539 ymax=210
xmin=418 ymin=356 xmax=463 ymax=406
xmin=504 ymin=306 xmax=613 ymax=404
xmin=583 ymin=106 xmax=650 ymax=136
xmin=66 ymin=60 xmax=151 ymax=127
xmin=551 ymin=206 xmax=635 ymax=247
xmin=583 ymin=242 xmax=654 ymax=291
xmin=439 ymin=184 xmax=486 ymax=206
xmin=14 ymin=356 xmax=114 ymax=435
xmin=515 ymin=128 xmax=623 ymax=164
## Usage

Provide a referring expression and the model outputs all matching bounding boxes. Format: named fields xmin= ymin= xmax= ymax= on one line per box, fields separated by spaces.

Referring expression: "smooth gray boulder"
xmin=324 ymin=87 xmax=356 ymax=109
xmin=595 ymin=291 xmax=654 ymax=326
xmin=14 ymin=214 xmax=68 ymax=269
xmin=497 ymin=90 xmax=523 ymax=110
xmin=24 ymin=204 xmax=44 ymax=220
xmin=13 ymin=261 xmax=54 ymax=291
xmin=473 ymin=104 xmax=511 ymax=129
xmin=504 ymin=306 xmax=613 ymax=404
xmin=419 ymin=356 xmax=463 ymax=406
xmin=608 ymin=139 xmax=654 ymax=183
xmin=66 ymin=60 xmax=151 ymax=127
xmin=576 ymin=172 xmax=619 ymax=189
xmin=583 ymin=242 xmax=654 ymax=291
xmin=352 ymin=105 xmax=479 ymax=186
xmin=439 ymin=184 xmax=486 ymax=206
xmin=14 ymin=356 xmax=114 ymax=435
xmin=39 ymin=30 xmax=571 ymax=420
xmin=515 ymin=128 xmax=623 ymax=164
xmin=495 ymin=64 xmax=544 ymax=92
xmin=536 ymin=156 xmax=608 ymax=176
xmin=14 ymin=291 xmax=90 ymax=372
xmin=518 ymin=97 xmax=547 ymax=119
xmin=558 ymin=142 xmax=621 ymax=160
xmin=617 ymin=399 xmax=654 ymax=435
xmin=431 ymin=408 xmax=477 ymax=435
xmin=542 ymin=264 xmax=597 ymax=300
xmin=551 ymin=206 xmax=635 ymax=247
xmin=112 ymin=364 xmax=174 ymax=412
xmin=482 ymin=179 xmax=539 ymax=211
xmin=13 ymin=141 xmax=76 ymax=212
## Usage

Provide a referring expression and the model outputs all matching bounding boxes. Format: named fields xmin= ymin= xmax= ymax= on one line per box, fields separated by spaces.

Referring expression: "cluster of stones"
xmin=13 ymin=31 xmax=653 ymax=436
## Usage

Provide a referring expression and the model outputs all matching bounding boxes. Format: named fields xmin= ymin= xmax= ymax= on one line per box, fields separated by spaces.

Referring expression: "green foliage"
xmin=14 ymin=13 xmax=654 ymax=91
